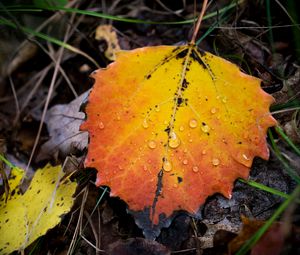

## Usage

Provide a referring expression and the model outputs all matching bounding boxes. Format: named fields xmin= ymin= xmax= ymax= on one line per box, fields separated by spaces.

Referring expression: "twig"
xmin=190 ymin=0 xmax=208 ymax=44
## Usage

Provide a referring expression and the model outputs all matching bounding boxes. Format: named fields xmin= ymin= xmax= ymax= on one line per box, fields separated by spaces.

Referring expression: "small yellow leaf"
xmin=95 ymin=24 xmax=120 ymax=61
xmin=2 ymin=167 xmax=24 ymax=200
xmin=0 ymin=164 xmax=77 ymax=255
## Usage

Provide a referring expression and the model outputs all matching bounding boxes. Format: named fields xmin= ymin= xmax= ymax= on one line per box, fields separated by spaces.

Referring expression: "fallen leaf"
xmin=37 ymin=91 xmax=89 ymax=161
xmin=228 ymin=217 xmax=287 ymax=255
xmin=108 ymin=238 xmax=171 ymax=255
xmin=81 ymin=44 xmax=276 ymax=234
xmin=199 ymin=218 xmax=240 ymax=249
xmin=0 ymin=164 xmax=77 ymax=254
xmin=95 ymin=25 xmax=120 ymax=61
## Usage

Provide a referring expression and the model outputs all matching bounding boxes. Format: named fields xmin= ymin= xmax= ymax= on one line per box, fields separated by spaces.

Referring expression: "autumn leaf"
xmin=81 ymin=44 xmax=276 ymax=230
xmin=0 ymin=164 xmax=77 ymax=254
xmin=229 ymin=217 xmax=287 ymax=255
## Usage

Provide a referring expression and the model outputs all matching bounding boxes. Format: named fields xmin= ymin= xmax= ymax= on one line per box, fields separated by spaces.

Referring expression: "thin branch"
xmin=190 ymin=0 xmax=208 ymax=44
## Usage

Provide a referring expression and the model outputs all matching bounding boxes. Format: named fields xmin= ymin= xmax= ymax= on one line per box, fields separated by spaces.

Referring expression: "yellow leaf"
xmin=95 ymin=25 xmax=120 ymax=61
xmin=0 ymin=164 xmax=77 ymax=255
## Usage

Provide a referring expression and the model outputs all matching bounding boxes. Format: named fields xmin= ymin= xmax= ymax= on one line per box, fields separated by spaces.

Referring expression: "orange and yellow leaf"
xmin=81 ymin=44 xmax=276 ymax=225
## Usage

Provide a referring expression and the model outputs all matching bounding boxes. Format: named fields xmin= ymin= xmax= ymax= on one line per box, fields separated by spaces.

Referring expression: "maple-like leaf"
xmin=81 ymin=44 xmax=276 ymax=230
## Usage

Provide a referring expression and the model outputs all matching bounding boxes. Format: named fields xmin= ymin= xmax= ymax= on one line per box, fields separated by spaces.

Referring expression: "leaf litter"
xmin=37 ymin=91 xmax=89 ymax=161
xmin=1 ymin=0 xmax=299 ymax=254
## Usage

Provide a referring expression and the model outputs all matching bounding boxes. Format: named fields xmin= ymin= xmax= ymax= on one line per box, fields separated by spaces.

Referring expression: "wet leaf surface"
xmin=82 ymin=43 xmax=276 ymax=237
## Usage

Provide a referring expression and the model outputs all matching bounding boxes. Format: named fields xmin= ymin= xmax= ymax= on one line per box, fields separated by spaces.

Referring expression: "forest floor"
xmin=0 ymin=0 xmax=300 ymax=254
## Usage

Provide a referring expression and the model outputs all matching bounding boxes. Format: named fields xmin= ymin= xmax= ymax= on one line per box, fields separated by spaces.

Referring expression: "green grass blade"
xmin=268 ymin=129 xmax=300 ymax=184
xmin=1 ymin=0 xmax=243 ymax=25
xmin=275 ymin=126 xmax=300 ymax=156
xmin=196 ymin=0 xmax=240 ymax=45
xmin=238 ymin=178 xmax=290 ymax=199
xmin=0 ymin=17 xmax=100 ymax=68
xmin=236 ymin=185 xmax=300 ymax=255
xmin=271 ymin=99 xmax=300 ymax=112
xmin=0 ymin=154 xmax=14 ymax=168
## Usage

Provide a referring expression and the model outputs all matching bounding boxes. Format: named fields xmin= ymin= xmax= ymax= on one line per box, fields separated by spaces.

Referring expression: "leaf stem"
xmin=190 ymin=0 xmax=208 ymax=44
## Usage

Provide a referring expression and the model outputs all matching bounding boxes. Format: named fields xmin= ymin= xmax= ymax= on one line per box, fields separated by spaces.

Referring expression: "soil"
xmin=0 ymin=0 xmax=300 ymax=254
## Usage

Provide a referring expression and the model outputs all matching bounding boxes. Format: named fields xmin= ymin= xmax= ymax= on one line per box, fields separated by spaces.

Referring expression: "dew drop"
xmin=118 ymin=165 xmax=123 ymax=170
xmin=192 ymin=166 xmax=199 ymax=172
xmin=116 ymin=115 xmax=121 ymax=120
xmin=142 ymin=119 xmax=149 ymax=129
xmin=189 ymin=119 xmax=198 ymax=128
xmin=222 ymin=97 xmax=227 ymax=103
xmin=182 ymin=159 xmax=188 ymax=165
xmin=173 ymin=183 xmax=178 ymax=188
xmin=211 ymin=108 xmax=217 ymax=114
xmin=169 ymin=131 xmax=180 ymax=148
xmin=212 ymin=158 xmax=220 ymax=166
xmin=148 ymin=140 xmax=156 ymax=149
xmin=183 ymin=148 xmax=188 ymax=153
xmin=155 ymin=105 xmax=160 ymax=112
xmin=99 ymin=122 xmax=105 ymax=129
xmin=189 ymin=139 xmax=193 ymax=143
xmin=179 ymin=126 xmax=184 ymax=131
xmin=143 ymin=165 xmax=148 ymax=171
xmin=202 ymin=149 xmax=206 ymax=155
xmin=237 ymin=153 xmax=252 ymax=167
xmin=201 ymin=124 xmax=210 ymax=133
xmin=163 ymin=160 xmax=172 ymax=172
xmin=243 ymin=154 xmax=250 ymax=160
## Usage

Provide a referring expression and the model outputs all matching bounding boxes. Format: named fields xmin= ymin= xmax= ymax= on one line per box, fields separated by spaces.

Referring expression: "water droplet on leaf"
xmin=201 ymin=124 xmax=210 ymax=133
xmin=211 ymin=108 xmax=217 ymax=114
xmin=148 ymin=140 xmax=156 ymax=149
xmin=142 ymin=119 xmax=149 ymax=129
xmin=99 ymin=122 xmax=105 ymax=129
xmin=212 ymin=158 xmax=220 ymax=166
xmin=163 ymin=160 xmax=172 ymax=172
xmin=169 ymin=131 xmax=180 ymax=148
xmin=182 ymin=159 xmax=188 ymax=165
xmin=243 ymin=154 xmax=250 ymax=160
xmin=192 ymin=166 xmax=199 ymax=172
xmin=189 ymin=119 xmax=198 ymax=128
